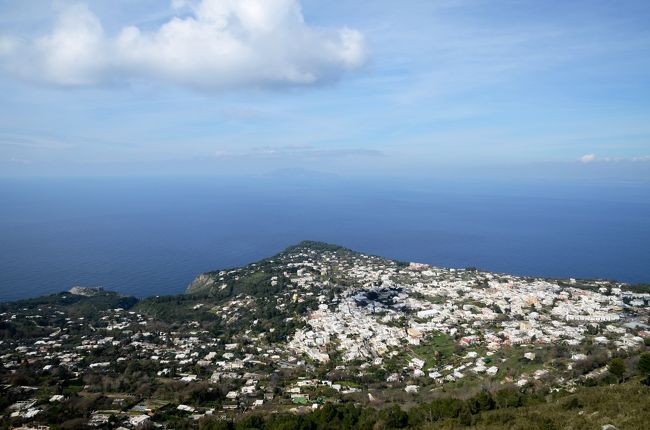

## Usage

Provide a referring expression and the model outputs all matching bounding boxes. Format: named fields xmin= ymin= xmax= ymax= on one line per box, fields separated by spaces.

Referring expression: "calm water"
xmin=1 ymin=176 xmax=649 ymax=302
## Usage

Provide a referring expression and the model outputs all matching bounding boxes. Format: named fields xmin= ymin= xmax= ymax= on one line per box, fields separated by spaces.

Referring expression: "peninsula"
xmin=2 ymin=241 xmax=649 ymax=430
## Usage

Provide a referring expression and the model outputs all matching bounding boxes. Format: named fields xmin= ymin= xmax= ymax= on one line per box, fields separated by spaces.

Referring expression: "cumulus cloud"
xmin=0 ymin=0 xmax=368 ymax=90
xmin=580 ymin=153 xmax=596 ymax=163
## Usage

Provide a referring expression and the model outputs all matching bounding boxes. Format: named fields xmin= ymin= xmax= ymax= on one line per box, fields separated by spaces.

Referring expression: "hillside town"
xmin=2 ymin=242 xmax=649 ymax=429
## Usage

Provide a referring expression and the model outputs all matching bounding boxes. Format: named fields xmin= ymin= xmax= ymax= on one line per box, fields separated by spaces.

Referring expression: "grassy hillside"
xmin=443 ymin=379 xmax=650 ymax=430
xmin=200 ymin=378 xmax=650 ymax=430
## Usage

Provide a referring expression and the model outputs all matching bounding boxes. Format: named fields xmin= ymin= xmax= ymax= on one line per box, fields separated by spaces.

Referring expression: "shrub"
xmin=638 ymin=352 xmax=650 ymax=374
xmin=607 ymin=358 xmax=626 ymax=382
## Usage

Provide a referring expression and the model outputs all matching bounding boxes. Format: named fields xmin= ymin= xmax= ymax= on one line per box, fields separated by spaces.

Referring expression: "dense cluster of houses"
xmin=283 ymin=249 xmax=649 ymax=388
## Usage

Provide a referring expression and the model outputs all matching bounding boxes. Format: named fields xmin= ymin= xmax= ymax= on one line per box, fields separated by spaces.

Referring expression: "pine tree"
xmin=608 ymin=358 xmax=625 ymax=382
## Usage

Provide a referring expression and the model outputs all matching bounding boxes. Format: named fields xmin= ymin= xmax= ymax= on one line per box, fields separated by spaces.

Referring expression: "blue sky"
xmin=0 ymin=0 xmax=649 ymax=178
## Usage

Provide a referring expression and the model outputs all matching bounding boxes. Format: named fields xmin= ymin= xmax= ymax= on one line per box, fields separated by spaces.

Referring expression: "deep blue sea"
xmin=1 ymin=175 xmax=649 ymax=302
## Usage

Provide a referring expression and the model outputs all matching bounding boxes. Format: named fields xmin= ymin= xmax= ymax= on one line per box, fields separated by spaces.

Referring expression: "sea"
xmin=1 ymin=175 xmax=649 ymax=302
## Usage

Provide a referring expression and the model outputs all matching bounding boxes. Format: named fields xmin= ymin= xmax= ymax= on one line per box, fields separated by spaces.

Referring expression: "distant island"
xmin=1 ymin=241 xmax=649 ymax=430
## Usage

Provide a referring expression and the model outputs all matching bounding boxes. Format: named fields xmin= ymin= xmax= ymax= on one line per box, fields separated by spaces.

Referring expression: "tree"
xmin=458 ymin=404 xmax=474 ymax=426
xmin=638 ymin=352 xmax=650 ymax=374
xmin=607 ymin=358 xmax=625 ymax=382
xmin=380 ymin=405 xmax=408 ymax=429
xmin=468 ymin=391 xmax=495 ymax=414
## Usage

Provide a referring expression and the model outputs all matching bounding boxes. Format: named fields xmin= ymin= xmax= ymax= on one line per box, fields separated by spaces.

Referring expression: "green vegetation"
xmin=0 ymin=291 xmax=138 ymax=339
xmin=622 ymin=284 xmax=650 ymax=294
xmin=411 ymin=332 xmax=456 ymax=368
xmin=0 ymin=291 xmax=138 ymax=317
xmin=607 ymin=358 xmax=626 ymax=381
xmin=284 ymin=240 xmax=350 ymax=254
xmin=197 ymin=379 xmax=650 ymax=430
xmin=639 ymin=352 xmax=650 ymax=374
xmin=135 ymin=292 xmax=214 ymax=322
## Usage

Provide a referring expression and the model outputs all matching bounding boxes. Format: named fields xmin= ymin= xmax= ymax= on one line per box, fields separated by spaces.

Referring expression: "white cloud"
xmin=0 ymin=0 xmax=368 ymax=90
xmin=34 ymin=4 xmax=108 ymax=86
xmin=578 ymin=154 xmax=650 ymax=163
xmin=580 ymin=153 xmax=596 ymax=163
